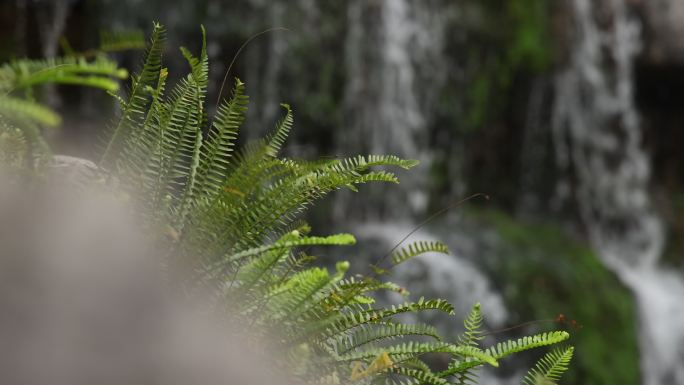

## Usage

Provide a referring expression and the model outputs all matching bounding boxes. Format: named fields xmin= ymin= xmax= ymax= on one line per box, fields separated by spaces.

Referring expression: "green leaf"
xmin=523 ymin=347 xmax=574 ymax=385
xmin=391 ymin=241 xmax=449 ymax=266
xmin=101 ymin=21 xmax=166 ymax=165
xmin=0 ymin=96 xmax=60 ymax=127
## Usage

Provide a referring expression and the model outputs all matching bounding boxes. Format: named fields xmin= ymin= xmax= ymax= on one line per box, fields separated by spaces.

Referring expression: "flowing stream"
xmin=552 ymin=0 xmax=684 ymax=383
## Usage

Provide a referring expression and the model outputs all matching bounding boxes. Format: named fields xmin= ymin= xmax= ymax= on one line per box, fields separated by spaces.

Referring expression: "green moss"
xmin=464 ymin=0 xmax=553 ymax=130
xmin=469 ymin=209 xmax=639 ymax=385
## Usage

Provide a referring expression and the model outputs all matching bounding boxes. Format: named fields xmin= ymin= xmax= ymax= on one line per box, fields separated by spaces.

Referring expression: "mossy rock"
xmin=465 ymin=208 xmax=639 ymax=385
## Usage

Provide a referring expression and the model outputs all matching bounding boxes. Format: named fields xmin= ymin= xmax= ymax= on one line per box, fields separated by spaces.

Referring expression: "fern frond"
xmin=460 ymin=303 xmax=484 ymax=347
xmin=170 ymin=28 xmax=209 ymax=222
xmin=334 ymin=277 xmax=407 ymax=298
xmin=325 ymin=155 xmax=418 ymax=174
xmin=100 ymin=29 xmax=146 ymax=52
xmin=194 ymin=78 xmax=247 ymax=201
xmin=0 ymin=55 xmax=126 ymax=93
xmin=0 ymin=96 xmax=60 ymax=127
xmin=117 ymin=67 xmax=168 ymax=194
xmin=386 ymin=367 xmax=448 ymax=385
xmin=372 ymin=298 xmax=456 ymax=318
xmin=440 ymin=331 xmax=570 ymax=377
xmin=234 ymin=230 xmax=303 ymax=290
xmin=391 ymin=241 xmax=449 ymax=266
xmin=218 ymin=233 xmax=356 ymax=266
xmin=354 ymin=154 xmax=419 ymax=169
xmin=151 ymin=79 xmax=197 ymax=184
xmin=101 ymin=21 xmax=165 ymax=165
xmin=297 ymin=298 xmax=455 ymax=345
xmin=400 ymin=357 xmax=433 ymax=373
xmin=486 ymin=331 xmax=570 ymax=360
xmin=334 ymin=322 xmax=441 ymax=355
xmin=264 ymin=266 xmax=332 ymax=313
xmin=278 ymin=252 xmax=317 ymax=280
xmin=266 ymin=103 xmax=293 ymax=157
xmin=340 ymin=342 xmax=497 ymax=368
xmin=453 ymin=303 xmax=484 ymax=385
xmin=143 ymin=63 xmax=204 ymax=215
xmin=523 ymin=347 xmax=574 ymax=385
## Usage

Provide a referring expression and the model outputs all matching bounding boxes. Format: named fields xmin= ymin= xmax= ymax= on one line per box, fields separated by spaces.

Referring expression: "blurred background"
xmin=1 ymin=0 xmax=683 ymax=384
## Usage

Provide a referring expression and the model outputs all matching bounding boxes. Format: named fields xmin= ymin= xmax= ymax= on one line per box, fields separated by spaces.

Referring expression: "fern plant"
xmin=0 ymin=22 xmax=574 ymax=385
xmin=0 ymin=28 xmax=142 ymax=164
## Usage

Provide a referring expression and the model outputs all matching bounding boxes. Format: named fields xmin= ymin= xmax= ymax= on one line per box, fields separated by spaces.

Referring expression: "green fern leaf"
xmin=460 ymin=302 xmax=484 ymax=347
xmin=1 ymin=56 xmax=126 ymax=92
xmin=0 ymin=96 xmax=60 ymax=127
xmin=334 ymin=323 xmax=441 ymax=355
xmin=100 ymin=29 xmax=146 ymax=52
xmin=194 ymin=78 xmax=248 ymax=201
xmin=266 ymin=103 xmax=293 ymax=157
xmin=217 ymin=233 xmax=356 ymax=266
xmin=391 ymin=241 xmax=449 ymax=266
xmin=522 ymin=347 xmax=574 ymax=385
xmin=387 ymin=367 xmax=448 ymax=385
xmin=340 ymin=342 xmax=497 ymax=368
xmin=440 ymin=331 xmax=570 ymax=377
xmin=487 ymin=331 xmax=570 ymax=359
xmin=101 ymin=21 xmax=165 ymax=165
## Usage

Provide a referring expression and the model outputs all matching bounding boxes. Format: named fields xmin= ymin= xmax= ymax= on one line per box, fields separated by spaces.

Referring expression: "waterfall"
xmin=338 ymin=0 xmax=448 ymax=220
xmin=553 ymin=0 xmax=684 ymax=383
xmin=242 ymin=0 xmax=289 ymax=140
xmin=340 ymin=5 xmax=510 ymax=382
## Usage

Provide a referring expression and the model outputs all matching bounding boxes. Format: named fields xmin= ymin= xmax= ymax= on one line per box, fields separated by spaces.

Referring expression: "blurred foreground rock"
xmin=0 ymin=162 xmax=290 ymax=385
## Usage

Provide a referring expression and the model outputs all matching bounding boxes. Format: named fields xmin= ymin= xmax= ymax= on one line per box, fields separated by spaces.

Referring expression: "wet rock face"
xmin=558 ymin=0 xmax=684 ymax=65
xmin=641 ymin=0 xmax=684 ymax=64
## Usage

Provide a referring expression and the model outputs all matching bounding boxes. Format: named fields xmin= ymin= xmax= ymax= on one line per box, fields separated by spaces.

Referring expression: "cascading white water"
xmin=341 ymin=5 xmax=511 ymax=382
xmin=339 ymin=0 xmax=448 ymax=219
xmin=553 ymin=0 xmax=684 ymax=383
